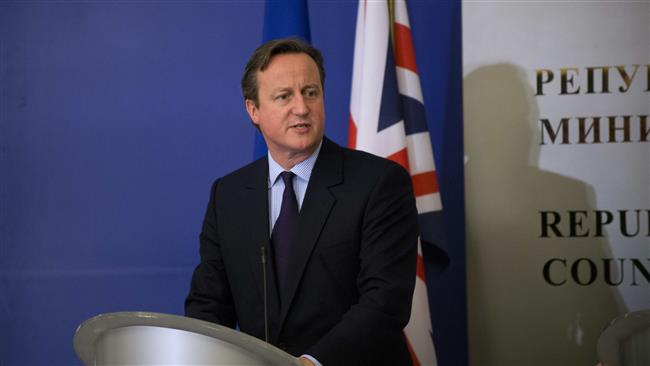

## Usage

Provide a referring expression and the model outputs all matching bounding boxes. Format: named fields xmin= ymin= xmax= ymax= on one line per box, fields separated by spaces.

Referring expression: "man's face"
xmin=246 ymin=53 xmax=325 ymax=163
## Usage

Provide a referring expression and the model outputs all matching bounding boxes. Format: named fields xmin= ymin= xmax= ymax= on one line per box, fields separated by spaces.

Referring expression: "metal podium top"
xmin=73 ymin=311 xmax=302 ymax=366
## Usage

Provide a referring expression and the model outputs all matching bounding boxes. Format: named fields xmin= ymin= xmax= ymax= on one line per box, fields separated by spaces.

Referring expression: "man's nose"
xmin=291 ymin=94 xmax=309 ymax=116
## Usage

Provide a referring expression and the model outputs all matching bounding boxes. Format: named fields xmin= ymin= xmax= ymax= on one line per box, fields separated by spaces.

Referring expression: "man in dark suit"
xmin=185 ymin=38 xmax=418 ymax=366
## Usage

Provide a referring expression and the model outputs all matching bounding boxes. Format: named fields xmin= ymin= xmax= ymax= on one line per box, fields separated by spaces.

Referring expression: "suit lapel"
xmin=278 ymin=138 xmax=343 ymax=327
xmin=238 ymin=157 xmax=283 ymax=332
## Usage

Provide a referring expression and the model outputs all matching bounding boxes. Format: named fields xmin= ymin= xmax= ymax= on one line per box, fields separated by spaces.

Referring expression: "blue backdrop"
xmin=0 ymin=2 xmax=465 ymax=365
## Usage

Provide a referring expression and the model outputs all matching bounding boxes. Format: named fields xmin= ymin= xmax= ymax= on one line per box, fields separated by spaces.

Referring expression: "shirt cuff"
xmin=300 ymin=354 xmax=324 ymax=366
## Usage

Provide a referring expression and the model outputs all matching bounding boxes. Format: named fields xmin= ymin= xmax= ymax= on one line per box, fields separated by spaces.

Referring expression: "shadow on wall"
xmin=464 ymin=63 xmax=624 ymax=366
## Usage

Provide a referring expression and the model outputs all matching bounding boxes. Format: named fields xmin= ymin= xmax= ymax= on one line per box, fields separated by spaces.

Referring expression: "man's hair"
xmin=241 ymin=37 xmax=325 ymax=106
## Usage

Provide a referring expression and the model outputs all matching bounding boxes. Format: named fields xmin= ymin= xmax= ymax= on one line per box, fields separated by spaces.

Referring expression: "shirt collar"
xmin=268 ymin=140 xmax=323 ymax=188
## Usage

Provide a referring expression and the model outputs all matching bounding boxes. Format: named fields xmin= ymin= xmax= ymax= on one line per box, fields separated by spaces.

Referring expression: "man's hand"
xmin=298 ymin=356 xmax=316 ymax=366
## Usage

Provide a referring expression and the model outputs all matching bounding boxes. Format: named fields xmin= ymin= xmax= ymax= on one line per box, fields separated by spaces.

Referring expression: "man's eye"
xmin=276 ymin=94 xmax=289 ymax=101
xmin=304 ymin=89 xmax=318 ymax=98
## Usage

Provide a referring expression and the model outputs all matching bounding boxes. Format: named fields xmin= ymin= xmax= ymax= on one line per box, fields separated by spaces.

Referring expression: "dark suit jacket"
xmin=185 ymin=137 xmax=418 ymax=365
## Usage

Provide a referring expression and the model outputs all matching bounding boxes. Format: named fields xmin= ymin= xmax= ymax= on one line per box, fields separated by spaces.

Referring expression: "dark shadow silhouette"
xmin=464 ymin=64 xmax=624 ymax=366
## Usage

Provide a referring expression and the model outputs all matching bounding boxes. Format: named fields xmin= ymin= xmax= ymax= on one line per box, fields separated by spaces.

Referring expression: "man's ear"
xmin=245 ymin=99 xmax=260 ymax=127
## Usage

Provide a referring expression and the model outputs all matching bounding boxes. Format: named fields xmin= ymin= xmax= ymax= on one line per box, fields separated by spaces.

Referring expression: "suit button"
xmin=278 ymin=342 xmax=287 ymax=350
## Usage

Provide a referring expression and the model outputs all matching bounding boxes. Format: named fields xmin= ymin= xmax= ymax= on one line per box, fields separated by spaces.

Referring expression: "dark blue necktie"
xmin=272 ymin=171 xmax=298 ymax=295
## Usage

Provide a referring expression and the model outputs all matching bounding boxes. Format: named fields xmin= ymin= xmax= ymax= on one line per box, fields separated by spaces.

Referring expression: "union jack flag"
xmin=349 ymin=1 xmax=446 ymax=365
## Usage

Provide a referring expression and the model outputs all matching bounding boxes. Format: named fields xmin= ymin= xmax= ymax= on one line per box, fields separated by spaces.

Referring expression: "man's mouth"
xmin=291 ymin=123 xmax=310 ymax=129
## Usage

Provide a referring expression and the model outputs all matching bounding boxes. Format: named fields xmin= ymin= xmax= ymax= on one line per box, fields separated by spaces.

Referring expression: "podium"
xmin=73 ymin=312 xmax=302 ymax=365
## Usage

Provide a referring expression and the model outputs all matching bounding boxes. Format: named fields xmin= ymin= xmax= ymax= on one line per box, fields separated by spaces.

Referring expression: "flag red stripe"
xmin=393 ymin=23 xmax=418 ymax=73
xmin=387 ymin=148 xmax=410 ymax=171
xmin=416 ymin=253 xmax=425 ymax=282
xmin=405 ymin=332 xmax=422 ymax=366
xmin=412 ymin=171 xmax=439 ymax=196
xmin=348 ymin=114 xmax=357 ymax=149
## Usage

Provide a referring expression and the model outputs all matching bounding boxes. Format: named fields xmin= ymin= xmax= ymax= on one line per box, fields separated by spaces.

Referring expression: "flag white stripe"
xmin=361 ymin=121 xmax=407 ymax=157
xmin=396 ymin=66 xmax=424 ymax=103
xmin=393 ymin=0 xmax=411 ymax=28
xmin=416 ymin=193 xmax=442 ymax=214
xmin=350 ymin=1 xmax=389 ymax=153
xmin=406 ymin=132 xmax=436 ymax=175
xmin=349 ymin=1 xmax=365 ymax=129
xmin=405 ymin=241 xmax=437 ymax=365
xmin=406 ymin=279 xmax=438 ymax=365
